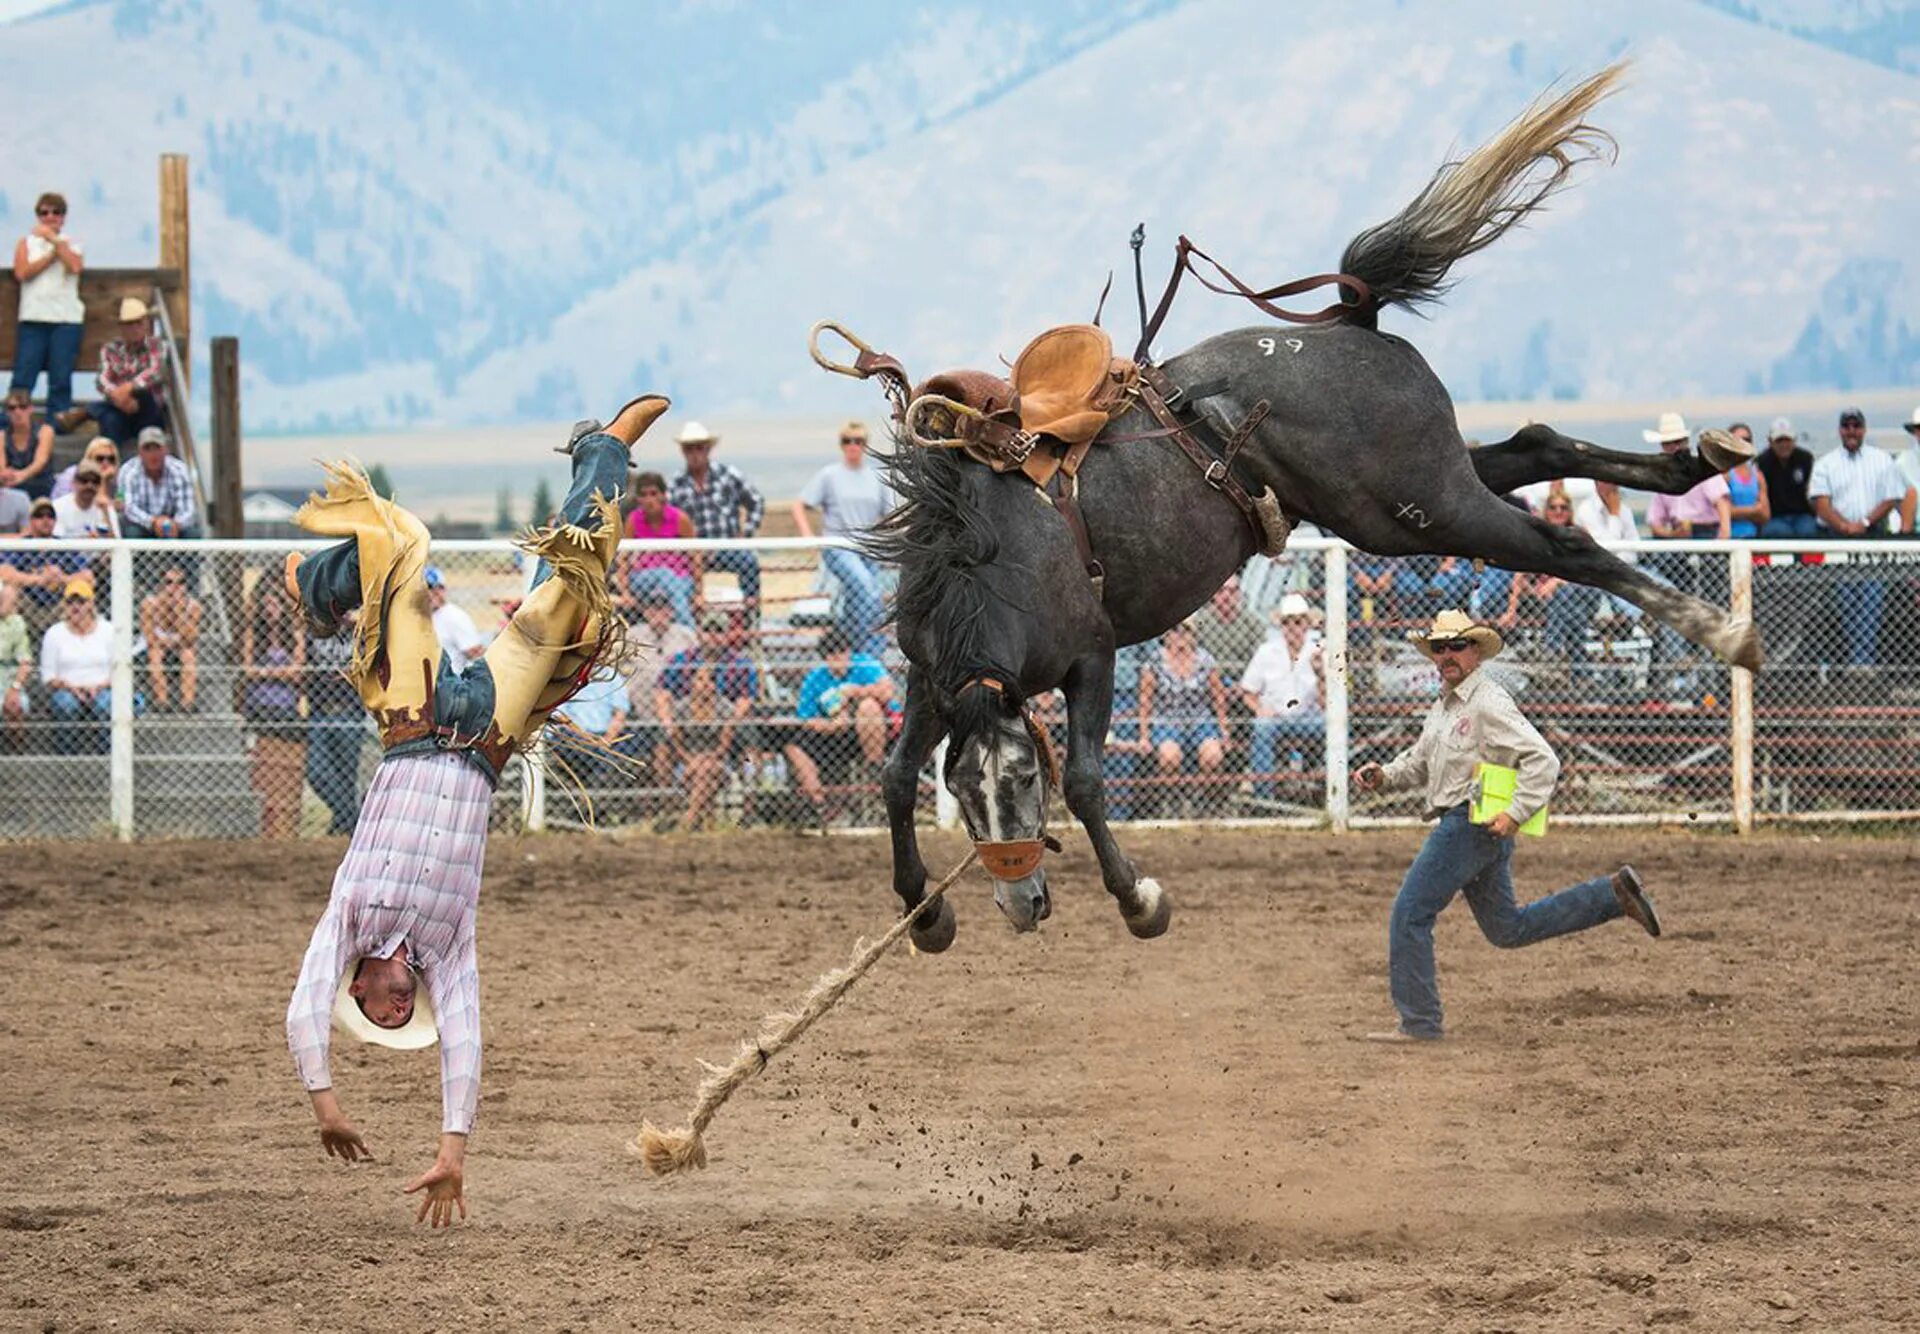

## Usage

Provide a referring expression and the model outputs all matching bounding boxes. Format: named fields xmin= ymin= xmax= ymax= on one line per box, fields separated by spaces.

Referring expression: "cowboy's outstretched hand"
xmin=319 ymin=1120 xmax=372 ymax=1163
xmin=404 ymin=1134 xmax=468 ymax=1227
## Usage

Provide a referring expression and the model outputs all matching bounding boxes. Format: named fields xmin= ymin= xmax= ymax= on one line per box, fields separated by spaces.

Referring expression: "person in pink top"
xmin=1640 ymin=413 xmax=1729 ymax=695
xmin=623 ymin=470 xmax=699 ymax=626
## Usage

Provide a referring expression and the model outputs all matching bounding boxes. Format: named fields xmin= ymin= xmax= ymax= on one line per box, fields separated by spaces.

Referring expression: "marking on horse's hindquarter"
xmin=1396 ymin=501 xmax=1434 ymax=529
xmin=1256 ymin=337 xmax=1305 ymax=357
xmin=1286 ymin=338 xmax=1303 ymax=353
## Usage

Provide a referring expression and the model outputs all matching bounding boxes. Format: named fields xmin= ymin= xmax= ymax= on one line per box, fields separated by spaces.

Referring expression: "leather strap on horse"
xmin=1135 ymin=363 xmax=1271 ymax=542
xmin=1044 ymin=454 xmax=1105 ymax=602
xmin=1134 ymin=234 xmax=1376 ymax=363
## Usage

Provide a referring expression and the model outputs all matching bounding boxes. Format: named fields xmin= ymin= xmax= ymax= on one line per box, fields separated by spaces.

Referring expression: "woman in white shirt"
xmin=1575 ymin=480 xmax=1642 ymax=621
xmin=1239 ymin=594 xmax=1326 ymax=800
xmin=39 ymin=573 xmax=115 ymax=753
xmin=9 ymin=192 xmax=85 ymax=420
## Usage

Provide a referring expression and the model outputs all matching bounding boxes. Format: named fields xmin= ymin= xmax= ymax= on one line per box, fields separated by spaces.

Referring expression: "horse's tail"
xmin=1338 ymin=62 xmax=1625 ymax=316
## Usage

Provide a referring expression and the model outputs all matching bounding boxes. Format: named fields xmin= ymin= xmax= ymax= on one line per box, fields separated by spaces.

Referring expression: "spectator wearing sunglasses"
xmin=9 ymin=193 xmax=85 ymax=421
xmin=1350 ymin=609 xmax=1660 ymax=1043
xmin=39 ymin=574 xmax=122 ymax=754
xmin=792 ymin=419 xmax=893 ymax=656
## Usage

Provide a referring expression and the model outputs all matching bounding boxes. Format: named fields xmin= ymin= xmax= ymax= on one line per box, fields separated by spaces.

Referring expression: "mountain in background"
xmin=3 ymin=0 xmax=1914 ymax=430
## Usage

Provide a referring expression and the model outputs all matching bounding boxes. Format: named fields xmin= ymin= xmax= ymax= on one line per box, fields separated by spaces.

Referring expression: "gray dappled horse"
xmin=862 ymin=65 xmax=1757 ymax=950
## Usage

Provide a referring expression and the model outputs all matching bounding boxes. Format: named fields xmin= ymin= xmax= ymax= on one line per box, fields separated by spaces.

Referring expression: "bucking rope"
xmin=632 ymin=850 xmax=979 ymax=1176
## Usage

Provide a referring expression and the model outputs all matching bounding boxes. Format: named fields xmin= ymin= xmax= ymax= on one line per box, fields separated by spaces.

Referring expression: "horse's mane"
xmin=863 ymin=439 xmax=1017 ymax=746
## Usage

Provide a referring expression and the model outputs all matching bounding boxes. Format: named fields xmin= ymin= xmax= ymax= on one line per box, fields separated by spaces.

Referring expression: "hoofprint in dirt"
xmin=0 ymin=830 xmax=1913 ymax=1331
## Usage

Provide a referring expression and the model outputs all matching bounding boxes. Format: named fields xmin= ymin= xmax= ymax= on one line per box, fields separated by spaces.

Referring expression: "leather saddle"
xmin=908 ymin=323 xmax=1139 ymax=491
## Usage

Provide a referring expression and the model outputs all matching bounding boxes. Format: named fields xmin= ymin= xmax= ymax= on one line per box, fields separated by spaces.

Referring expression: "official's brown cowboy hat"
xmin=1407 ymin=608 xmax=1504 ymax=661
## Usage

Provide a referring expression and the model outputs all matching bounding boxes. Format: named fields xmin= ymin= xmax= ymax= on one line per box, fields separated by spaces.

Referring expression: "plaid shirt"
xmin=286 ymin=752 xmax=491 ymax=1134
xmin=99 ymin=335 xmax=166 ymax=396
xmin=118 ymin=456 xmax=194 ymax=528
xmin=669 ymin=462 xmax=764 ymax=539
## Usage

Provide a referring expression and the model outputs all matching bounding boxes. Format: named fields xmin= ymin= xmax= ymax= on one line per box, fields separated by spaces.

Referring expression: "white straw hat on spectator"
xmin=332 ymin=963 xmax=438 ymax=1050
xmin=1642 ymin=411 xmax=1689 ymax=445
xmin=1270 ymin=592 xmax=1323 ymax=625
xmin=1905 ymin=406 xmax=1920 ymax=434
xmin=1769 ymin=417 xmax=1795 ymax=442
xmin=118 ymin=296 xmax=150 ymax=322
xmin=676 ymin=421 xmax=718 ymax=446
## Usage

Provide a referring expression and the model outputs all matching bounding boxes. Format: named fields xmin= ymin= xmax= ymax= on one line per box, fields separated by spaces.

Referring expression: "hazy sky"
xmin=0 ymin=0 xmax=58 ymax=20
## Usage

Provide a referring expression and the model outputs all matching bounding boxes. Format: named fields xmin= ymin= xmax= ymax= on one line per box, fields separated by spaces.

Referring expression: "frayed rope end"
xmin=631 ymin=1120 xmax=708 ymax=1176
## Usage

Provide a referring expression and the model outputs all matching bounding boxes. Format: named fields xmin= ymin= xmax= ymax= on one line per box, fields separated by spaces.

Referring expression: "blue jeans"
xmin=628 ymin=565 xmax=695 ymax=626
xmin=1759 ymin=513 xmax=1820 ymax=538
xmin=92 ymin=387 xmax=166 ymax=446
xmin=48 ymin=687 xmax=122 ymax=754
xmin=10 ymin=320 xmax=82 ymax=417
xmin=1543 ymin=583 xmax=1602 ymax=667
xmin=1388 ymin=805 xmax=1622 ymax=1038
xmin=1249 ymin=712 xmax=1324 ymax=799
xmin=1838 ymin=578 xmax=1885 ymax=666
xmin=705 ymin=547 xmax=761 ymax=611
xmin=305 ymin=717 xmax=365 ymax=834
xmin=822 ymin=545 xmax=885 ymax=656
xmin=1470 ymin=567 xmax=1515 ymax=620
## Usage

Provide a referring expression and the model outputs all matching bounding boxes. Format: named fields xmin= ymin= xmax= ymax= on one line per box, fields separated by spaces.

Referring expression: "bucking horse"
xmin=811 ymin=64 xmax=1758 ymax=951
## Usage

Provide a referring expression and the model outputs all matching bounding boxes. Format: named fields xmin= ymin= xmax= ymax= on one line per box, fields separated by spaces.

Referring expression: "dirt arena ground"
xmin=2 ymin=827 xmax=1916 ymax=1331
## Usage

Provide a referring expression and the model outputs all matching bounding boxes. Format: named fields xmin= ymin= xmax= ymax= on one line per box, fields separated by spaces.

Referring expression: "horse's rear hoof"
xmin=1698 ymin=427 xmax=1754 ymax=472
xmin=1122 ymin=877 xmax=1172 ymax=939
xmin=910 ymin=896 xmax=957 ymax=953
xmin=1715 ymin=616 xmax=1765 ymax=673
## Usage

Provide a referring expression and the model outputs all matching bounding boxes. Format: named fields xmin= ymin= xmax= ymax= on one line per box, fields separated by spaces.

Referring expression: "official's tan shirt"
xmin=1379 ymin=668 xmax=1558 ymax=826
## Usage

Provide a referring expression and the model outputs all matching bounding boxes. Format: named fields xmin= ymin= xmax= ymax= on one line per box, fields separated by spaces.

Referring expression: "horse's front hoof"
xmin=910 ymin=896 xmax=957 ymax=953
xmin=1122 ymin=876 xmax=1172 ymax=939
xmin=1698 ymin=427 xmax=1754 ymax=472
xmin=993 ymin=871 xmax=1051 ymax=934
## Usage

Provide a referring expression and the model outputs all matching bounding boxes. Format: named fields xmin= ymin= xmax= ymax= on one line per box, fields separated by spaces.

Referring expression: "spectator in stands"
xmin=654 ymin=607 xmax=758 ymax=832
xmin=118 ymin=426 xmax=196 ymax=539
xmin=782 ymin=625 xmax=897 ymax=823
xmin=39 ymin=574 xmax=117 ymax=754
xmin=2 ymin=386 xmax=55 ymax=500
xmin=1349 ymin=551 xmax=1397 ymax=641
xmin=304 ymin=610 xmax=365 ymax=837
xmin=668 ymin=422 xmax=765 ymax=620
xmin=49 ymin=437 xmax=121 ymax=501
xmin=0 ymin=497 xmax=86 ymax=631
xmin=625 ymin=593 xmax=696 ymax=779
xmin=1722 ymin=423 xmax=1769 ymax=538
xmin=551 ymin=662 xmax=631 ymax=802
xmin=1644 ymin=415 xmax=1731 ymax=542
xmin=1757 ymin=417 xmax=1819 ymax=538
xmin=1576 ymin=480 xmax=1643 ymax=624
xmin=1137 ymin=620 xmax=1231 ymax=814
xmin=792 ymin=420 xmax=893 ymax=656
xmin=1901 ymin=406 xmax=1920 ymax=535
xmin=52 ymin=462 xmax=118 ymax=538
xmin=139 ymin=565 xmax=202 ymax=712
xmin=1810 ymin=407 xmax=1908 ymax=666
xmin=1240 ymin=593 xmax=1325 ymax=801
xmin=81 ymin=297 xmax=169 ymax=445
xmin=424 ymin=566 xmax=486 ymax=674
xmin=1496 ymin=486 xmax=1602 ymax=675
xmin=241 ymin=577 xmax=308 ymax=838
xmin=1190 ymin=574 xmax=1267 ymax=683
xmin=1 ymin=583 xmax=30 ymax=747
xmin=9 ymin=192 xmax=84 ymax=421
xmin=623 ymin=470 xmax=699 ymax=626
xmin=0 ymin=483 xmax=28 ymax=535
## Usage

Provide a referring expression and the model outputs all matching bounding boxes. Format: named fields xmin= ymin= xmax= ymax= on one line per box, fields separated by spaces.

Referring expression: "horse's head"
xmin=943 ymin=676 xmax=1061 ymax=931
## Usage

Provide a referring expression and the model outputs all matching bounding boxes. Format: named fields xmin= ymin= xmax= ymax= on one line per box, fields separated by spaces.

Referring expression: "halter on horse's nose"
xmin=954 ymin=677 xmax=1063 ymax=886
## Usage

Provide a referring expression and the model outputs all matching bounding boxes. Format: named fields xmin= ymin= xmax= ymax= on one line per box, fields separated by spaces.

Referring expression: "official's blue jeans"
xmin=9 ymin=320 xmax=82 ymax=417
xmin=822 ymin=545 xmax=885 ymax=656
xmin=1249 ymin=712 xmax=1324 ymax=799
xmin=1838 ymin=578 xmax=1885 ymax=666
xmin=1759 ymin=514 xmax=1820 ymax=539
xmin=1388 ymin=805 xmax=1622 ymax=1038
xmin=705 ymin=546 xmax=761 ymax=611
xmin=305 ymin=717 xmax=365 ymax=834
xmin=92 ymin=388 xmax=166 ymax=446
xmin=628 ymin=565 xmax=695 ymax=626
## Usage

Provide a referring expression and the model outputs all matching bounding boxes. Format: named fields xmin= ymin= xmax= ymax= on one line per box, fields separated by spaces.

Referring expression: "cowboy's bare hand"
xmin=1352 ymin=762 xmax=1384 ymax=792
xmin=319 ymin=1119 xmax=372 ymax=1163
xmin=405 ymin=1149 xmax=467 ymax=1228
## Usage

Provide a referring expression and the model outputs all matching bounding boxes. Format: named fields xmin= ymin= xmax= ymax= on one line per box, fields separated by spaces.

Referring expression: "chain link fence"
xmin=3 ymin=535 xmax=1916 ymax=839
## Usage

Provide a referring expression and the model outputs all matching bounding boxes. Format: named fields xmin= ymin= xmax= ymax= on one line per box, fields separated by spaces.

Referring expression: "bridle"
xmin=953 ymin=675 xmax=1062 ymax=881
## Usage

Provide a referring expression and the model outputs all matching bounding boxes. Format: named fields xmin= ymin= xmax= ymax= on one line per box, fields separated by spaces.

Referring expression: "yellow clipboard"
xmin=1469 ymin=761 xmax=1548 ymax=836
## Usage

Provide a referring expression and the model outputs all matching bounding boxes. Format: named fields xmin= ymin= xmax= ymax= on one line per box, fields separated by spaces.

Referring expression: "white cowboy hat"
xmin=675 ymin=420 xmax=718 ymax=446
xmin=1642 ymin=411 xmax=1689 ymax=445
xmin=1904 ymin=405 xmax=1920 ymax=433
xmin=1407 ymin=608 xmax=1504 ymax=661
xmin=332 ymin=961 xmax=438 ymax=1050
xmin=117 ymin=296 xmax=151 ymax=322
xmin=1270 ymin=592 xmax=1323 ymax=625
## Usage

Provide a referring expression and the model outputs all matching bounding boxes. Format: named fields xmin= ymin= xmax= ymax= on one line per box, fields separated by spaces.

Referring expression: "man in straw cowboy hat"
xmin=1352 ymin=609 xmax=1661 ymax=1044
xmin=667 ymin=418 xmax=766 ymax=621
xmin=283 ymin=392 xmax=668 ymax=1224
